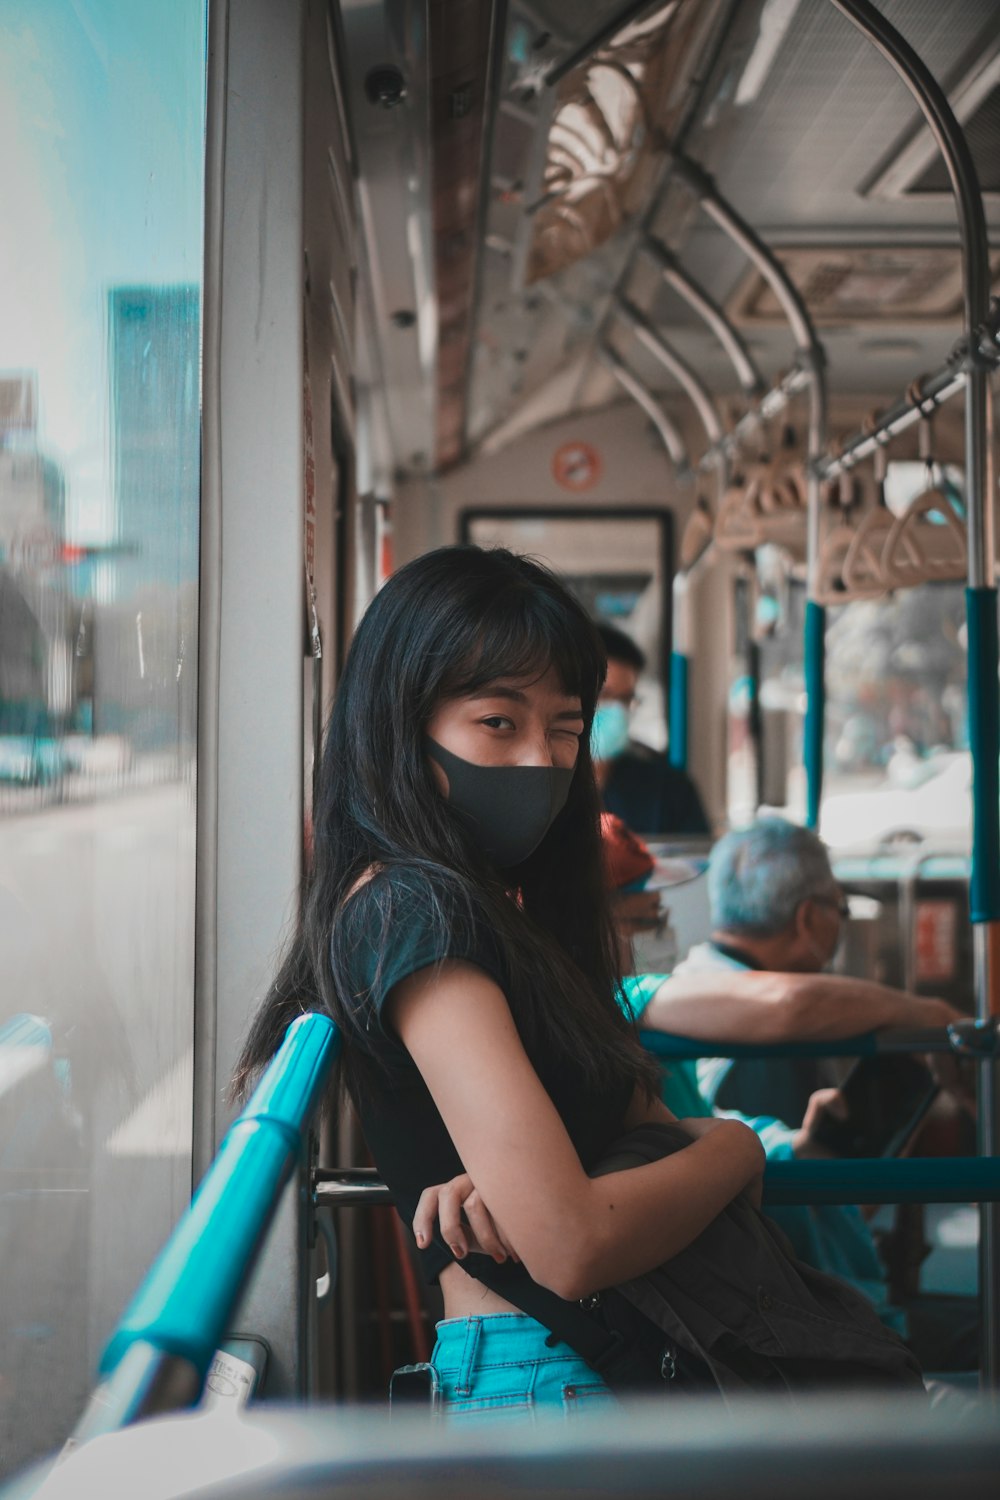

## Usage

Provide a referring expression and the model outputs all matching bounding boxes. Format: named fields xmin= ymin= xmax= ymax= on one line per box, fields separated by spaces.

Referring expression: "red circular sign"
xmin=552 ymin=441 xmax=603 ymax=492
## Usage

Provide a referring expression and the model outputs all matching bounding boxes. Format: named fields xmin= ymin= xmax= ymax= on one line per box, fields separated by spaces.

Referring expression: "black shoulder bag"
xmin=462 ymin=1122 xmax=925 ymax=1401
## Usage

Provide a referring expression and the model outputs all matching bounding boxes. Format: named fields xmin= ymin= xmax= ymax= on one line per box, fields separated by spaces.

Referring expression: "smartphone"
xmin=388 ymin=1362 xmax=441 ymax=1414
xmin=810 ymin=1055 xmax=940 ymax=1159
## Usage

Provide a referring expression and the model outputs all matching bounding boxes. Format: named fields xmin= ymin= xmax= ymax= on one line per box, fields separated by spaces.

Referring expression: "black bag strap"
xmin=461 ymin=1256 xmax=617 ymax=1366
xmin=449 ymin=1124 xmax=693 ymax=1387
xmin=460 ymin=1256 xmax=666 ymax=1389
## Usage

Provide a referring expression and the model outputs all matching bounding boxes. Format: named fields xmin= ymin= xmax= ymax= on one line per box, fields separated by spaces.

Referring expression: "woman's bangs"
xmin=441 ymin=590 xmax=601 ymax=708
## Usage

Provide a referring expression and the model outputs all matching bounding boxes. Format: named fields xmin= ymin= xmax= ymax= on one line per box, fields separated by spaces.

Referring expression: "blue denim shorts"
xmin=426 ymin=1312 xmax=617 ymax=1423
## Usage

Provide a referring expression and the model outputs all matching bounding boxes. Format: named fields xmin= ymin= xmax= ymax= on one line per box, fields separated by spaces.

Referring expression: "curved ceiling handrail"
xmin=664 ymin=152 xmax=828 ymax=636
xmin=615 ymin=296 xmax=726 ymax=450
xmin=669 ymin=153 xmax=822 ymax=365
xmin=642 ymin=234 xmax=766 ymax=400
xmin=597 ymin=342 xmax=689 ymax=468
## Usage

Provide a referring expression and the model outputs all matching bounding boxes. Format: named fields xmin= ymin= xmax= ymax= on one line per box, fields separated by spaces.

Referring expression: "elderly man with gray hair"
xmin=617 ymin=817 xmax=977 ymax=1367
xmin=692 ymin=817 xmax=853 ymax=1123
xmin=629 ymin=817 xmax=960 ymax=1124
xmin=708 ymin=817 xmax=848 ymax=971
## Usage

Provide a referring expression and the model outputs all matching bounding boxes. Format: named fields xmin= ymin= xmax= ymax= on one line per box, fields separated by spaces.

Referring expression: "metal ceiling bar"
xmin=668 ymin=151 xmax=829 ymax=829
xmin=543 ymin=0 xmax=668 ymax=88
xmin=817 ymin=365 xmax=968 ymax=480
xmin=695 ymin=366 xmax=811 ymax=473
xmin=597 ymin=342 xmax=689 ymax=468
xmin=642 ymin=235 xmax=766 ymax=399
xmin=830 ymin=0 xmax=999 ymax=1396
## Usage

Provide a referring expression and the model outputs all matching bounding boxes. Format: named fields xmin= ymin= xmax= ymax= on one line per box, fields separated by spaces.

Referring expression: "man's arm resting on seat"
xmin=639 ymin=970 xmax=961 ymax=1044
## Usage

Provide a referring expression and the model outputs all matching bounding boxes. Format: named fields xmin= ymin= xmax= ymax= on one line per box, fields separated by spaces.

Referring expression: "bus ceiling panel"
xmin=665 ymin=224 xmax=971 ymax=400
xmin=681 ymin=0 xmax=1000 ymax=233
xmin=466 ymin=298 xmax=581 ymax=450
xmin=338 ymin=0 xmax=437 ymax=473
xmin=465 ymin=0 xmax=733 ymax=459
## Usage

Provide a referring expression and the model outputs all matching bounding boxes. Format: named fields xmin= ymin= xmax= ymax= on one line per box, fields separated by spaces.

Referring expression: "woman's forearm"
xmin=641 ymin=970 xmax=960 ymax=1044
xmin=530 ymin=1119 xmax=764 ymax=1300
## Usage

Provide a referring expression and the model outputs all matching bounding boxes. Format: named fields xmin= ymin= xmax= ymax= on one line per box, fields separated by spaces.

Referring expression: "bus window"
xmin=0 ymin=0 xmax=207 ymax=1470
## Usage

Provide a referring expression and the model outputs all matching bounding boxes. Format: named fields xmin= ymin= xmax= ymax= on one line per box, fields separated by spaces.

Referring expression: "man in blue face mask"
xmin=593 ymin=623 xmax=710 ymax=838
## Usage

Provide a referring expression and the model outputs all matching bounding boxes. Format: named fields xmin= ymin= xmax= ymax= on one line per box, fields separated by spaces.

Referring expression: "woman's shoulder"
xmin=331 ymin=860 xmax=505 ymax=1044
xmin=339 ymin=860 xmax=457 ymax=930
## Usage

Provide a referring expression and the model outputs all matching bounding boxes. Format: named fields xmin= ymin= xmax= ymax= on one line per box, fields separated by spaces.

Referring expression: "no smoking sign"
xmin=552 ymin=441 xmax=603 ymax=492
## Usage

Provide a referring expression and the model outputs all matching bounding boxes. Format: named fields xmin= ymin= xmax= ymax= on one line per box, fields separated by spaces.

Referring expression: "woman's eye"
xmin=481 ymin=715 xmax=514 ymax=730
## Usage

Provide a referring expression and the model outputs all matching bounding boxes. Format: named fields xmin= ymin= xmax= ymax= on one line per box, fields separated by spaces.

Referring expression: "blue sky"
xmin=0 ymin=0 xmax=206 ymax=540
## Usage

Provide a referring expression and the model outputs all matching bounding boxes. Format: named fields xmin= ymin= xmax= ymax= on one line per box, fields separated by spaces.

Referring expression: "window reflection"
xmin=0 ymin=0 xmax=206 ymax=1469
xmin=753 ymin=574 xmax=972 ymax=852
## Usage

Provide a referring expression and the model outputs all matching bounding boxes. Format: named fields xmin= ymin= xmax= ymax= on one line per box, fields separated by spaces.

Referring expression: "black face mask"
xmin=426 ymin=738 xmax=574 ymax=868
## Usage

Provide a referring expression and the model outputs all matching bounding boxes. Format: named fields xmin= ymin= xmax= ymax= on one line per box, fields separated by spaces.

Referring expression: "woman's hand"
xmin=413 ymin=1173 xmax=519 ymax=1265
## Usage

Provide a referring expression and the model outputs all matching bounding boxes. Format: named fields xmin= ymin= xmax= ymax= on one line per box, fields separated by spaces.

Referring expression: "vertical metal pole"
xmin=829 ymin=0 xmax=998 ymax=1390
xmin=670 ymin=571 xmax=691 ymax=771
xmin=802 ymin=600 xmax=825 ymax=830
xmin=668 ymin=650 xmax=689 ymax=770
xmin=671 ymin=153 xmax=829 ymax=827
xmin=804 ymin=357 xmax=829 ymax=830
xmin=748 ymin=636 xmax=764 ymax=812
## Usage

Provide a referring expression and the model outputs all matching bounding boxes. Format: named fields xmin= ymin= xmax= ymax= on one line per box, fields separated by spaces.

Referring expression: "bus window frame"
xmin=459 ymin=505 xmax=674 ymax=748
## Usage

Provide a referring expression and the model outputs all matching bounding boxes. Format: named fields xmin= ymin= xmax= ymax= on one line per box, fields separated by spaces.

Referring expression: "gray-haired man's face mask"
xmin=426 ymin=738 xmax=573 ymax=868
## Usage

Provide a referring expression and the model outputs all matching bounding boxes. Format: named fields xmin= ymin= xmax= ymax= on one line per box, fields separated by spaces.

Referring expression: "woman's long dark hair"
xmin=231 ymin=545 xmax=658 ymax=1103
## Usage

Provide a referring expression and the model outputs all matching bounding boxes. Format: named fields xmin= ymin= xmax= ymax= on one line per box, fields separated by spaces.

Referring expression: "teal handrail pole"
xmin=641 ymin=1028 xmax=878 ymax=1062
xmin=831 ymin=0 xmax=999 ymax=1393
xmin=638 ymin=1024 xmax=999 ymax=1062
xmin=803 ymin=600 xmax=825 ymax=829
xmin=101 ymin=1013 xmax=338 ymax=1379
xmin=74 ymin=1014 xmax=338 ymax=1439
xmin=668 ymin=648 xmax=689 ymax=770
xmin=966 ymin=588 xmax=1000 ymax=924
xmin=670 ymin=559 xmax=710 ymax=774
xmin=763 ymin=1156 xmax=1000 ymax=1207
xmin=313 ymin=1155 xmax=1000 ymax=1212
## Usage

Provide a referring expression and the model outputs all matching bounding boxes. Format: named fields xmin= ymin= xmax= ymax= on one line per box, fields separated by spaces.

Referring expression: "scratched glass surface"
xmin=0 ymin=1 xmax=206 ymax=1471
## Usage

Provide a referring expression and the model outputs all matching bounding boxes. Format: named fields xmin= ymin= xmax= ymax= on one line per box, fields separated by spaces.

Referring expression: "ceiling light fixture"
xmin=734 ymin=0 xmax=802 ymax=106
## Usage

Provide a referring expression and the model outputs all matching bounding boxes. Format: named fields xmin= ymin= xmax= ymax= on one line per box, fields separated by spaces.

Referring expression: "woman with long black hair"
xmin=233 ymin=544 xmax=765 ymax=1417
